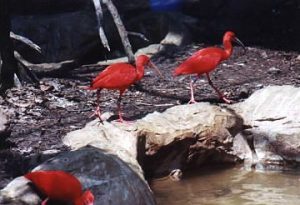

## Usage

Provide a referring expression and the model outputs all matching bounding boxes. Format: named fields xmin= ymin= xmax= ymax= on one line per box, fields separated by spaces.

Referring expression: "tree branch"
xmin=10 ymin=32 xmax=42 ymax=53
xmin=128 ymin=31 xmax=149 ymax=42
xmin=91 ymin=0 xmax=110 ymax=51
xmin=102 ymin=0 xmax=135 ymax=64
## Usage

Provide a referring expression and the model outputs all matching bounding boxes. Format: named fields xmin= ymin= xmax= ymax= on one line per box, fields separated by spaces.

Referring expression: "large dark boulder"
xmin=0 ymin=146 xmax=156 ymax=205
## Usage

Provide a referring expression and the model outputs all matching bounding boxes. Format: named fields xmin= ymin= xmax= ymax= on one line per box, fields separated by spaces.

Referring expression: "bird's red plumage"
xmin=173 ymin=31 xmax=244 ymax=104
xmin=86 ymin=55 xmax=157 ymax=122
xmin=174 ymin=47 xmax=225 ymax=76
xmin=90 ymin=63 xmax=137 ymax=90
xmin=25 ymin=171 xmax=93 ymax=205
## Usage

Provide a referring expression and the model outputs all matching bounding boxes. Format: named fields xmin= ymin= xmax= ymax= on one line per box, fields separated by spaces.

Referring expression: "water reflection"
xmin=151 ymin=166 xmax=300 ymax=205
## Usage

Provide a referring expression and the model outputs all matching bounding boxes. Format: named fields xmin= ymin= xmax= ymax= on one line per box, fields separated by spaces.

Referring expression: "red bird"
xmin=24 ymin=170 xmax=94 ymax=205
xmin=87 ymin=54 xmax=162 ymax=122
xmin=174 ymin=31 xmax=245 ymax=104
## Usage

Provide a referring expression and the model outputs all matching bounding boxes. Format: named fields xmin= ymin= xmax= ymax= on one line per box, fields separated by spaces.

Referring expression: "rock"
xmin=64 ymin=103 xmax=243 ymax=178
xmin=0 ymin=110 xmax=10 ymax=142
xmin=0 ymin=177 xmax=39 ymax=205
xmin=0 ymin=146 xmax=156 ymax=205
xmin=159 ymin=13 xmax=192 ymax=47
xmin=63 ymin=120 xmax=144 ymax=177
xmin=136 ymin=103 xmax=243 ymax=177
xmin=260 ymin=51 xmax=268 ymax=59
xmin=12 ymin=8 xmax=97 ymax=63
xmin=238 ymin=87 xmax=250 ymax=99
xmin=231 ymin=85 xmax=300 ymax=169
xmin=267 ymin=67 xmax=281 ymax=74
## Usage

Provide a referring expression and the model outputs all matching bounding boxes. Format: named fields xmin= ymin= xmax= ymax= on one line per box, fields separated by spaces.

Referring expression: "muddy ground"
xmin=0 ymin=44 xmax=300 ymax=189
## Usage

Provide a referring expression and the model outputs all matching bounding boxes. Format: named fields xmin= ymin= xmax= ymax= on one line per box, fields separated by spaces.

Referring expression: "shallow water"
xmin=151 ymin=166 xmax=300 ymax=205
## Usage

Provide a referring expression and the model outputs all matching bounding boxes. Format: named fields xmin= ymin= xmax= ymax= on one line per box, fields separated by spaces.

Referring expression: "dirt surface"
xmin=0 ymin=44 xmax=300 ymax=189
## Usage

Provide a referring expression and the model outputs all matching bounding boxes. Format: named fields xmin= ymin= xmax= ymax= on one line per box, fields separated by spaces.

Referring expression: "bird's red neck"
xmin=222 ymin=37 xmax=233 ymax=60
xmin=135 ymin=64 xmax=145 ymax=81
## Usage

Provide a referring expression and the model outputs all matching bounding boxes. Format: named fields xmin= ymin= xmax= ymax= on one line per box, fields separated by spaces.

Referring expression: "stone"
xmin=12 ymin=9 xmax=97 ymax=63
xmin=238 ymin=87 xmax=250 ymax=98
xmin=63 ymin=103 xmax=243 ymax=178
xmin=0 ymin=146 xmax=156 ymax=205
xmin=267 ymin=67 xmax=281 ymax=74
xmin=136 ymin=103 xmax=243 ymax=177
xmin=0 ymin=177 xmax=39 ymax=205
xmin=231 ymin=85 xmax=300 ymax=169
xmin=63 ymin=120 xmax=144 ymax=177
xmin=0 ymin=110 xmax=10 ymax=142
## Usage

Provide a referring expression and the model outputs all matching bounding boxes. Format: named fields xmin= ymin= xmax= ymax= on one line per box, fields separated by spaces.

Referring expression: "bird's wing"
xmin=175 ymin=48 xmax=223 ymax=75
xmin=91 ymin=63 xmax=136 ymax=89
xmin=188 ymin=48 xmax=223 ymax=72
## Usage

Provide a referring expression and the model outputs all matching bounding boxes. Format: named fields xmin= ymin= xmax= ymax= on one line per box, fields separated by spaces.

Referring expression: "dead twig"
xmin=102 ymin=0 xmax=135 ymax=64
xmin=128 ymin=31 xmax=149 ymax=42
xmin=10 ymin=32 xmax=42 ymax=53
xmin=91 ymin=0 xmax=110 ymax=51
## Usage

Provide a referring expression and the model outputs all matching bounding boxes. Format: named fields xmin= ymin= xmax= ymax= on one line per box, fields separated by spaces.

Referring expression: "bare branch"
xmin=102 ymin=0 xmax=135 ymax=64
xmin=91 ymin=0 xmax=110 ymax=51
xmin=128 ymin=31 xmax=149 ymax=42
xmin=14 ymin=52 xmax=39 ymax=84
xmin=10 ymin=32 xmax=42 ymax=53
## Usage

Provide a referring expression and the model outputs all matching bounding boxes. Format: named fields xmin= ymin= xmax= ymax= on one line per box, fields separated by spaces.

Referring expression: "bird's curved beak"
xmin=149 ymin=61 xmax=164 ymax=79
xmin=233 ymin=37 xmax=246 ymax=53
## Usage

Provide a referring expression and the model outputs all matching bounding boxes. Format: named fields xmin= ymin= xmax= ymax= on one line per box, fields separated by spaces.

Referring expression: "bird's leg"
xmin=188 ymin=75 xmax=198 ymax=104
xmin=90 ymin=89 xmax=103 ymax=122
xmin=206 ymin=73 xmax=231 ymax=104
xmin=41 ymin=198 xmax=49 ymax=205
xmin=116 ymin=90 xmax=125 ymax=123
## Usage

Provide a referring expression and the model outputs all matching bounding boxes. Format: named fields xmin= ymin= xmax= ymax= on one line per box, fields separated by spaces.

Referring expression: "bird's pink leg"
xmin=116 ymin=90 xmax=125 ymax=123
xmin=90 ymin=89 xmax=103 ymax=122
xmin=206 ymin=73 xmax=231 ymax=104
xmin=188 ymin=76 xmax=198 ymax=104
xmin=41 ymin=198 xmax=49 ymax=205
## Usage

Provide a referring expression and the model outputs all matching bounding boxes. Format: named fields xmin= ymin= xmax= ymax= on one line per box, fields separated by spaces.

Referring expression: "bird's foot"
xmin=115 ymin=118 xmax=135 ymax=125
xmin=89 ymin=107 xmax=103 ymax=123
xmin=221 ymin=96 xmax=233 ymax=104
xmin=188 ymin=99 xmax=197 ymax=104
xmin=116 ymin=118 xmax=125 ymax=123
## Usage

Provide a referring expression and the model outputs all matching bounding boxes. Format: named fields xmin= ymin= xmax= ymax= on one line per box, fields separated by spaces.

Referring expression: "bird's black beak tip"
xmin=234 ymin=37 xmax=246 ymax=54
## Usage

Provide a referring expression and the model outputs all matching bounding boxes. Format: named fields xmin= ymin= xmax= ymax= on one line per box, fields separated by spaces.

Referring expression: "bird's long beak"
xmin=233 ymin=37 xmax=246 ymax=53
xmin=149 ymin=61 xmax=164 ymax=78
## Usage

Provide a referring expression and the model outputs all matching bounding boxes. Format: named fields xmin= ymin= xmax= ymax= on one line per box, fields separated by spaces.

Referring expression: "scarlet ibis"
xmin=24 ymin=170 xmax=94 ymax=205
xmin=174 ymin=31 xmax=245 ymax=103
xmin=87 ymin=55 xmax=162 ymax=122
